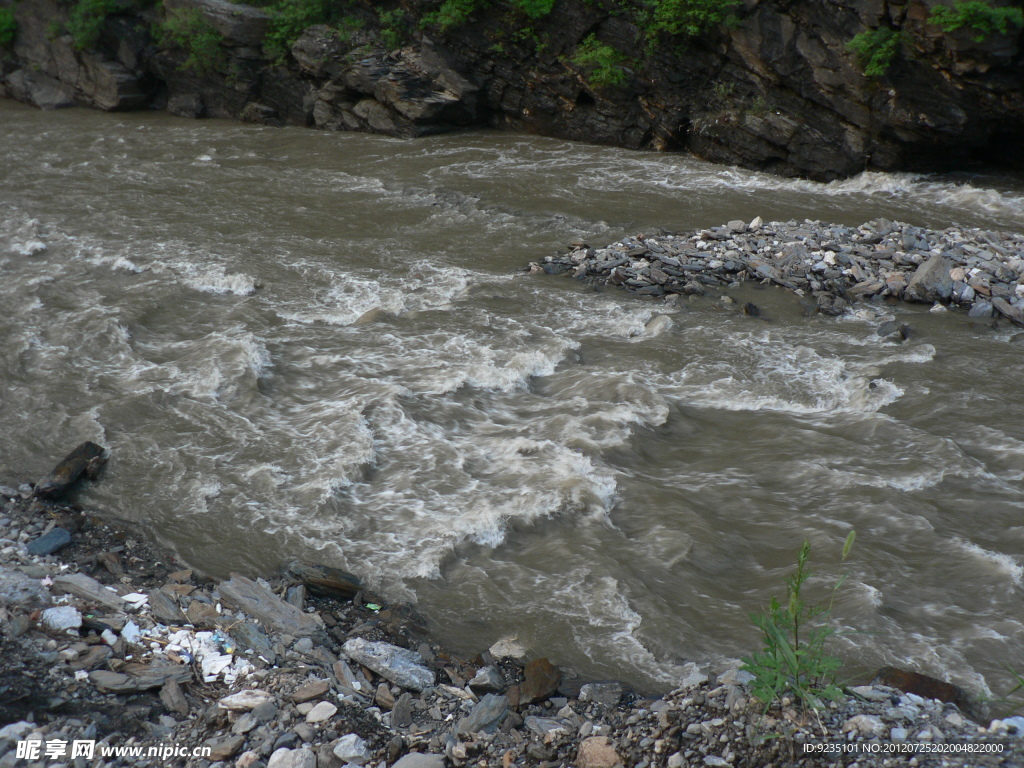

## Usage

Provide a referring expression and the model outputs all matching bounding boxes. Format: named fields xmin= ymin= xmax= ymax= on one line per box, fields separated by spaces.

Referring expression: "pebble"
xmin=305 ymin=701 xmax=337 ymax=723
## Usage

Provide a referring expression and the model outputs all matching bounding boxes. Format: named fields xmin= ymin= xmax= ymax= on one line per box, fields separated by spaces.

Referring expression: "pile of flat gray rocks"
xmin=530 ymin=218 xmax=1024 ymax=325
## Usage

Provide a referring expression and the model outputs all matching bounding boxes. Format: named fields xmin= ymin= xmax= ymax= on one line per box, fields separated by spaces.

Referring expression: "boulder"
xmin=287 ymin=562 xmax=361 ymax=600
xmin=219 ymin=574 xmax=323 ymax=637
xmin=871 ymin=666 xmax=974 ymax=715
xmin=342 ymin=638 xmax=435 ymax=692
xmin=456 ymin=693 xmax=508 ymax=735
xmin=24 ymin=528 xmax=71 ymax=557
xmin=520 ymin=658 xmax=561 ymax=704
xmin=34 ymin=441 xmax=106 ymax=499
xmin=904 ymin=255 xmax=955 ymax=303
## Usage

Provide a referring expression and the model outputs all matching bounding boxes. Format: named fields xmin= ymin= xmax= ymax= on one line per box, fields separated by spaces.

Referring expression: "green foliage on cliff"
xmin=649 ymin=0 xmax=741 ymax=37
xmin=512 ymin=0 xmax=555 ymax=19
xmin=264 ymin=0 xmax=329 ymax=60
xmin=67 ymin=0 xmax=118 ymax=49
xmin=378 ymin=7 xmax=407 ymax=48
xmin=158 ymin=7 xmax=223 ymax=74
xmin=0 ymin=6 xmax=16 ymax=46
xmin=741 ymin=532 xmax=856 ymax=711
xmin=421 ymin=0 xmax=482 ymax=31
xmin=571 ymin=34 xmax=627 ymax=87
xmin=929 ymin=0 xmax=1024 ymax=41
xmin=846 ymin=27 xmax=902 ymax=78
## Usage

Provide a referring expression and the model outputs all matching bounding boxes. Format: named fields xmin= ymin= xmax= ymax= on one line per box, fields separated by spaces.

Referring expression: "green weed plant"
xmin=742 ymin=532 xmax=856 ymax=711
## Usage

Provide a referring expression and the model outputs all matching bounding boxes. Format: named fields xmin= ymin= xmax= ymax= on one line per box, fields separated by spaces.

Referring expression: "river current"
xmin=2 ymin=99 xmax=1024 ymax=698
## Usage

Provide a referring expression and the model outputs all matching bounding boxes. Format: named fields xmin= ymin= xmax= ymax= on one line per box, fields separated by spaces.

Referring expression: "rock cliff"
xmin=1 ymin=0 xmax=1022 ymax=180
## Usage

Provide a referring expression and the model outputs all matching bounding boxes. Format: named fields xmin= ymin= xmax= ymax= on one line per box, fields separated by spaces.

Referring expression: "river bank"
xmin=2 ymin=458 xmax=1024 ymax=768
xmin=529 ymin=218 xmax=1024 ymax=329
xmin=2 ymin=0 xmax=1024 ymax=180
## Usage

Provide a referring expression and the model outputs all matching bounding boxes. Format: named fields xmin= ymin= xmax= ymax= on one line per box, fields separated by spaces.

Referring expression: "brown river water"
xmin=2 ymin=99 xmax=1024 ymax=698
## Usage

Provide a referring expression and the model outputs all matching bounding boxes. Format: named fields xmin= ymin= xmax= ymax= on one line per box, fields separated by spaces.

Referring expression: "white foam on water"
xmin=661 ymin=331 xmax=906 ymax=415
xmin=952 ymin=538 xmax=1023 ymax=586
xmin=277 ymin=263 xmax=472 ymax=327
xmin=184 ymin=266 xmax=259 ymax=296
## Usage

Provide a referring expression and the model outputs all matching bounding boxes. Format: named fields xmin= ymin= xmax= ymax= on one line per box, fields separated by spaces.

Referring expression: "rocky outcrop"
xmin=1 ymin=0 xmax=1022 ymax=179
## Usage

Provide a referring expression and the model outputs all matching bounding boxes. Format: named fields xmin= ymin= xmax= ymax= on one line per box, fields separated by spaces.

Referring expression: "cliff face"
xmin=1 ymin=0 xmax=1022 ymax=180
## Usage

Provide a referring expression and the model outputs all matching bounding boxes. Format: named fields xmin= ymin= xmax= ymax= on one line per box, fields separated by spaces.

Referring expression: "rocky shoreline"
xmin=3 ymin=455 xmax=1024 ymax=768
xmin=529 ymin=219 xmax=1024 ymax=330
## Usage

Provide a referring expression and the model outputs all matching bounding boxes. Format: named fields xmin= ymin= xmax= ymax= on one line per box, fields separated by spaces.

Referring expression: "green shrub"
xmin=571 ymin=34 xmax=627 ymax=87
xmin=512 ymin=0 xmax=554 ymax=19
xmin=334 ymin=14 xmax=364 ymax=44
xmin=741 ymin=532 xmax=856 ymax=711
xmin=158 ymin=7 xmax=223 ymax=74
xmin=929 ymin=0 xmax=1024 ymax=41
xmin=378 ymin=7 xmax=406 ymax=49
xmin=846 ymin=27 xmax=902 ymax=77
xmin=67 ymin=0 xmax=118 ymax=50
xmin=0 ymin=6 xmax=16 ymax=46
xmin=650 ymin=0 xmax=741 ymax=37
xmin=421 ymin=0 xmax=483 ymax=31
xmin=264 ymin=0 xmax=329 ymax=61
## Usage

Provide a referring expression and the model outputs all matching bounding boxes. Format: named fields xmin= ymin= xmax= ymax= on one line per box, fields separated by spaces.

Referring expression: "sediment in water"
xmin=530 ymin=218 xmax=1024 ymax=329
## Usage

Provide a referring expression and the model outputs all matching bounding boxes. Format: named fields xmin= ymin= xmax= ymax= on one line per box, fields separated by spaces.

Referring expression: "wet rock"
xmin=332 ymin=734 xmax=369 ymax=765
xmin=343 ymin=637 xmax=435 ymax=691
xmin=871 ymin=667 xmax=974 ymax=715
xmin=220 ymin=574 xmax=323 ymax=637
xmin=576 ymin=735 xmax=621 ymax=768
xmin=457 ymin=693 xmax=508 ymax=736
xmin=488 ymin=636 xmax=528 ymax=661
xmin=25 ymin=527 xmax=72 ymax=555
xmin=992 ymin=297 xmax=1024 ymax=325
xmin=287 ymin=562 xmax=361 ymax=600
xmin=520 ymin=658 xmax=561 ymax=704
xmin=468 ymin=665 xmax=505 ymax=693
xmin=969 ymin=300 xmax=995 ymax=318
xmin=578 ymin=682 xmax=623 ymax=708
xmin=904 ymin=255 xmax=955 ymax=303
xmin=34 ymin=441 xmax=106 ymax=499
